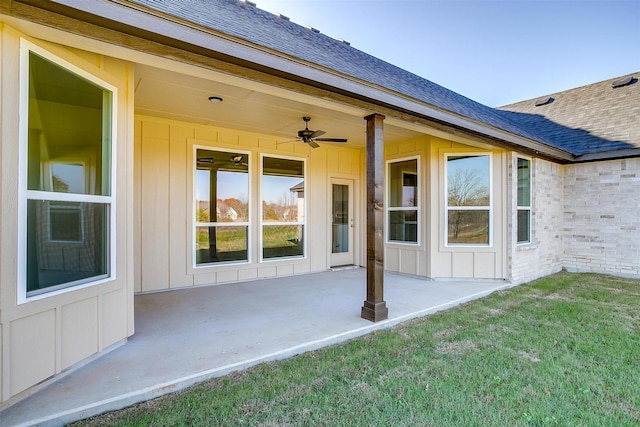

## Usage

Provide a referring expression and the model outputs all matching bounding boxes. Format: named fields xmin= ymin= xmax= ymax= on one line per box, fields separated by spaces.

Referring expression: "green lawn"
xmin=73 ymin=272 xmax=639 ymax=426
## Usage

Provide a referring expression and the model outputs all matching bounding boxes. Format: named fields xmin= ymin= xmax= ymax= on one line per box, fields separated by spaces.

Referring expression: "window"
xmin=446 ymin=154 xmax=491 ymax=245
xmin=195 ymin=148 xmax=249 ymax=265
xmin=387 ymin=158 xmax=419 ymax=243
xmin=517 ymin=157 xmax=531 ymax=244
xmin=21 ymin=44 xmax=115 ymax=299
xmin=261 ymin=156 xmax=305 ymax=259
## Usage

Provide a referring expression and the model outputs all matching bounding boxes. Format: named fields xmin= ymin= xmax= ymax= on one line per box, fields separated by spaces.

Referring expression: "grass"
xmin=72 ymin=272 xmax=639 ymax=426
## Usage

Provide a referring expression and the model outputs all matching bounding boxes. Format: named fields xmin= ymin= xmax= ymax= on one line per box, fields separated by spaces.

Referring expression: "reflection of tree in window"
xmin=447 ymin=155 xmax=490 ymax=245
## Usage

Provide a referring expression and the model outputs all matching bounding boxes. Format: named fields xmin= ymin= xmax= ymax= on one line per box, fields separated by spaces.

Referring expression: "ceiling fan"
xmin=288 ymin=116 xmax=348 ymax=148
xmin=197 ymin=154 xmax=248 ymax=167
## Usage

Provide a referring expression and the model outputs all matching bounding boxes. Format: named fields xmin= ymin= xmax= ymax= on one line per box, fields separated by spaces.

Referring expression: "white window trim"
xmin=385 ymin=156 xmax=421 ymax=245
xmin=17 ymin=39 xmax=118 ymax=304
xmin=259 ymin=153 xmax=307 ymax=262
xmin=516 ymin=155 xmax=532 ymax=245
xmin=192 ymin=145 xmax=252 ymax=268
xmin=444 ymin=152 xmax=493 ymax=247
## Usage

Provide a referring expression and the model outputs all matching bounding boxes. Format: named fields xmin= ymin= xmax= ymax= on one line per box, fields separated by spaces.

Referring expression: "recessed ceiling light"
xmin=208 ymin=96 xmax=223 ymax=103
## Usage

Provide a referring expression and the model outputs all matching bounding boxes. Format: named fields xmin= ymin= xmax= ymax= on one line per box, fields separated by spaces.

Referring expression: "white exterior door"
xmin=330 ymin=178 xmax=354 ymax=266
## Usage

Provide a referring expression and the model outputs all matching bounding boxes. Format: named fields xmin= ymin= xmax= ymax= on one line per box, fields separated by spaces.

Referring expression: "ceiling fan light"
xmin=208 ymin=96 xmax=223 ymax=103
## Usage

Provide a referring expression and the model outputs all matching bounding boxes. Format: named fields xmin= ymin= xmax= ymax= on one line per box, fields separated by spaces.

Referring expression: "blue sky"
xmin=256 ymin=0 xmax=640 ymax=106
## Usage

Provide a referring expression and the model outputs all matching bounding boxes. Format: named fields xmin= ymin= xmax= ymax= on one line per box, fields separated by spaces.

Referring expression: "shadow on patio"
xmin=1 ymin=268 xmax=512 ymax=426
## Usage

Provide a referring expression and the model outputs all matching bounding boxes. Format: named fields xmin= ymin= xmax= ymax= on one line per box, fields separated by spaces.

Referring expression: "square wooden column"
xmin=361 ymin=113 xmax=388 ymax=322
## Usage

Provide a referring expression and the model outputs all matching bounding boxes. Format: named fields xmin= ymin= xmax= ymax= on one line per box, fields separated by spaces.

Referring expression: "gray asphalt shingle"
xmin=126 ymin=0 xmax=638 ymax=158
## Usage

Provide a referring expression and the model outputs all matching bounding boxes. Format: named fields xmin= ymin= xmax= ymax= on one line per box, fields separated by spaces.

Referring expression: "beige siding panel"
xmin=293 ymin=263 xmax=311 ymax=274
xmin=10 ymin=310 xmax=56 ymax=396
xmin=452 ymin=252 xmax=474 ymax=278
xmin=338 ymin=150 xmax=353 ymax=174
xmin=385 ymin=248 xmax=400 ymax=272
xmin=102 ymin=289 xmax=127 ymax=349
xmin=217 ymin=270 xmax=239 ymax=284
xmin=194 ymin=127 xmax=217 ymax=142
xmin=277 ymin=264 xmax=294 ymax=276
xmin=259 ymin=266 xmax=277 ymax=278
xmin=141 ymin=125 xmax=170 ymax=292
xmin=474 ymin=252 xmax=496 ymax=278
xmin=399 ymin=248 xmax=418 ymax=275
xmin=133 ymin=119 xmax=143 ymax=293
xmin=61 ymin=298 xmax=99 ymax=370
xmin=218 ymin=131 xmax=239 ymax=145
xmin=193 ymin=271 xmax=217 ymax=286
xmin=432 ymin=252 xmax=452 ymax=277
xmin=385 ymin=144 xmax=399 ymax=156
xmin=169 ymin=125 xmax=194 ymax=288
xmin=239 ymin=268 xmax=258 ymax=281
xmin=309 ymin=148 xmax=329 ymax=272
xmin=239 ymin=134 xmax=260 ymax=148
xmin=398 ymin=140 xmax=417 ymax=154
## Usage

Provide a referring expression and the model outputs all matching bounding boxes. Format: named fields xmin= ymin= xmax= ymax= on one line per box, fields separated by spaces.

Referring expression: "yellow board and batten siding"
xmin=135 ymin=116 xmax=365 ymax=292
xmin=0 ymin=28 xmax=134 ymax=402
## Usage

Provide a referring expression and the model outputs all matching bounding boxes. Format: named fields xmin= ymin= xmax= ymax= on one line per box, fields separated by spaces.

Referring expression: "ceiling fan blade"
xmin=309 ymin=130 xmax=326 ymax=138
xmin=315 ymin=138 xmax=348 ymax=143
xmin=306 ymin=140 xmax=320 ymax=149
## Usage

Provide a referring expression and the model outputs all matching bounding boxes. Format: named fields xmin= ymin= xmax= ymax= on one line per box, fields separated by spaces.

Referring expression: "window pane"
xmin=28 ymin=52 xmax=111 ymax=196
xmin=196 ymin=149 xmax=249 ymax=223
xmin=49 ymin=202 xmax=82 ymax=242
xmin=388 ymin=210 xmax=418 ymax=243
xmin=517 ymin=158 xmax=531 ymax=207
xmin=332 ymin=184 xmax=349 ymax=254
xmin=196 ymin=226 xmax=248 ymax=264
xmin=389 ymin=159 xmax=417 ymax=207
xmin=517 ymin=210 xmax=531 ymax=243
xmin=262 ymin=157 xmax=304 ymax=222
xmin=447 ymin=155 xmax=490 ymax=207
xmin=27 ymin=200 xmax=108 ymax=294
xmin=448 ymin=210 xmax=489 ymax=244
xmin=263 ymin=225 xmax=304 ymax=259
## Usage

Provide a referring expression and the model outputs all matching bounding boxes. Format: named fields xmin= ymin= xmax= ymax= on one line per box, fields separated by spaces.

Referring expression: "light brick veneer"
xmin=509 ymin=155 xmax=564 ymax=284
xmin=563 ymin=158 xmax=640 ymax=277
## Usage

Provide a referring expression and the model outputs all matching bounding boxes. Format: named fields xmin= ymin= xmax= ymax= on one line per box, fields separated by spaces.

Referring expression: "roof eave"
xmin=573 ymin=148 xmax=640 ymax=163
xmin=13 ymin=0 xmax=575 ymax=162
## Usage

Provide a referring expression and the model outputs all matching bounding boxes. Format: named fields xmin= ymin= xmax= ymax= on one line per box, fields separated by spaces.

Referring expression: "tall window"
xmin=261 ymin=156 xmax=305 ymax=259
xmin=446 ymin=154 xmax=491 ymax=245
xmin=195 ymin=149 xmax=249 ymax=265
xmin=387 ymin=158 xmax=419 ymax=243
xmin=22 ymin=45 xmax=115 ymax=298
xmin=517 ymin=157 xmax=531 ymax=244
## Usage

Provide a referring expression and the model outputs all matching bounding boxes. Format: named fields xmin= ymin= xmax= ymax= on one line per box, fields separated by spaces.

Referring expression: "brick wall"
xmin=509 ymin=155 xmax=564 ymax=284
xmin=563 ymin=158 xmax=640 ymax=277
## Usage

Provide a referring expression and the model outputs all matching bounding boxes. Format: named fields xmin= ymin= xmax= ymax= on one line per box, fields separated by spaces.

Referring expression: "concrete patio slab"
xmin=0 ymin=268 xmax=512 ymax=426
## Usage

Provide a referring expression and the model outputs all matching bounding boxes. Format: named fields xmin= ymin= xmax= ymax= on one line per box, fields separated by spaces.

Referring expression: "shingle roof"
xmin=497 ymin=73 xmax=640 ymax=156
xmin=126 ymin=0 xmax=637 ymax=159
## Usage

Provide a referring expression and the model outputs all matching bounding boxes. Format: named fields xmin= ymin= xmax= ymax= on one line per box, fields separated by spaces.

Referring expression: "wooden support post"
xmin=361 ymin=113 xmax=388 ymax=322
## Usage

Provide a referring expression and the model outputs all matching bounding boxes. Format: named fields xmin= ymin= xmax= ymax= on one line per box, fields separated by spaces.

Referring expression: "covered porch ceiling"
xmin=134 ymin=63 xmax=425 ymax=149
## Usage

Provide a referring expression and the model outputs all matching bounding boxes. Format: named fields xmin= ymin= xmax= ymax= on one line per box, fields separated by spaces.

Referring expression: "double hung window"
xmin=517 ymin=157 xmax=532 ymax=244
xmin=261 ymin=156 xmax=305 ymax=260
xmin=446 ymin=154 xmax=491 ymax=245
xmin=195 ymin=149 xmax=249 ymax=264
xmin=387 ymin=158 xmax=419 ymax=243
xmin=21 ymin=44 xmax=115 ymax=298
